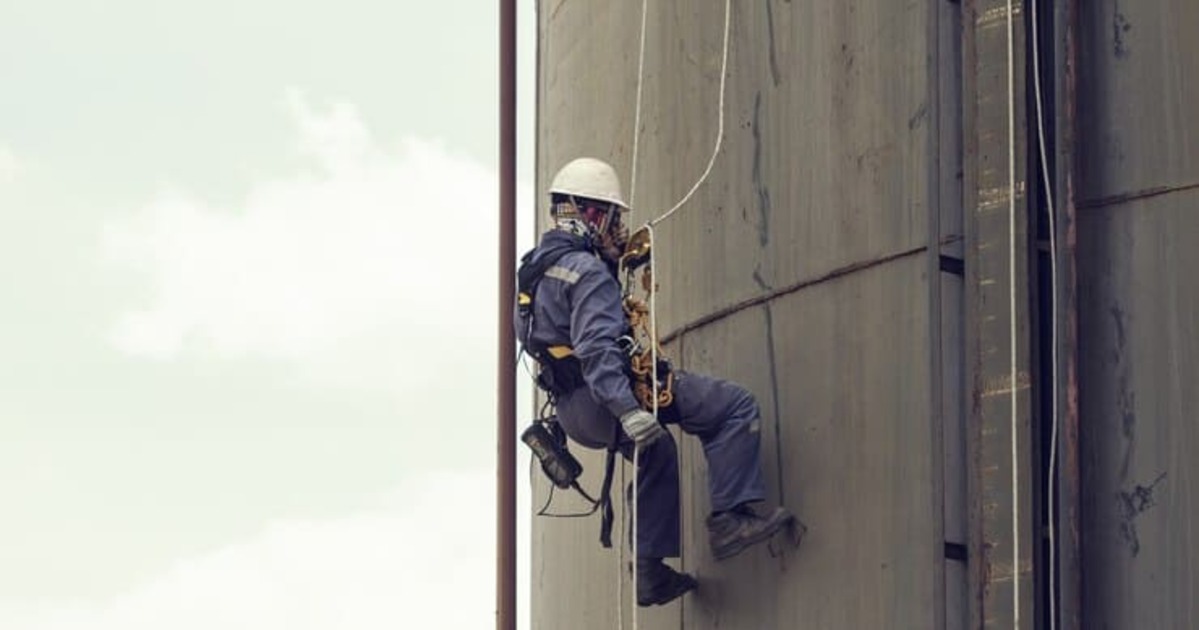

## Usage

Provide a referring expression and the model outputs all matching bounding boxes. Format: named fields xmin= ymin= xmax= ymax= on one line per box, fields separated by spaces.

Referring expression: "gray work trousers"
xmin=555 ymin=371 xmax=768 ymax=559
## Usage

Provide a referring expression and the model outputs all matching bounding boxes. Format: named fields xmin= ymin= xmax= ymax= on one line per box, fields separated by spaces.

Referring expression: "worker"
xmin=515 ymin=157 xmax=797 ymax=607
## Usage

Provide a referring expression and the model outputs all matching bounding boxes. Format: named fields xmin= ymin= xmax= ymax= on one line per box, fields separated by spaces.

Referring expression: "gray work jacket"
xmin=515 ymin=230 xmax=641 ymax=419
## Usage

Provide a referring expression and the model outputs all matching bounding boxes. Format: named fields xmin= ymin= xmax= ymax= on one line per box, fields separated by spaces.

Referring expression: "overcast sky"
xmin=1 ymin=2 xmax=535 ymax=628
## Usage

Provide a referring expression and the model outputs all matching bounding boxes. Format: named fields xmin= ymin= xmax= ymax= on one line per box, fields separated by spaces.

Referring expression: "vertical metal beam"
xmin=936 ymin=1 xmax=969 ymax=627
xmin=1055 ymin=0 xmax=1081 ymax=625
xmin=497 ymin=0 xmax=517 ymax=628
xmin=963 ymin=0 xmax=1035 ymax=627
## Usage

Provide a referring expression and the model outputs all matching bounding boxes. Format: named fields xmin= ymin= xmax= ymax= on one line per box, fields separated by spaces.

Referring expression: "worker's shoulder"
xmin=549 ymin=250 xmax=611 ymax=284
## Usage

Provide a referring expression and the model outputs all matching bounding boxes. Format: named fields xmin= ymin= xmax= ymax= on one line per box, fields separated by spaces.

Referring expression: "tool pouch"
xmin=521 ymin=418 xmax=584 ymax=489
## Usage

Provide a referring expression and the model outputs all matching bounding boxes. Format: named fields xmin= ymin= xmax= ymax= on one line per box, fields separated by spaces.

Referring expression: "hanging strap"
xmin=597 ymin=421 xmax=623 ymax=548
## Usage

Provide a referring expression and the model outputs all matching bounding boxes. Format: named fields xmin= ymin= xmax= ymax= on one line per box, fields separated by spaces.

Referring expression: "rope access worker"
xmin=515 ymin=157 xmax=796 ymax=607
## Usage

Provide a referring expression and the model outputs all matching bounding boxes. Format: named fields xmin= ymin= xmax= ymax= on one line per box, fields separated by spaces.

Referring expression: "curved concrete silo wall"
xmin=1076 ymin=0 xmax=1199 ymax=627
xmin=527 ymin=1 xmax=1199 ymax=628
xmin=531 ymin=1 xmax=954 ymax=627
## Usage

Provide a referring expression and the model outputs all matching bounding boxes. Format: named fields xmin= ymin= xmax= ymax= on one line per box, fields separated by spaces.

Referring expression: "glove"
xmin=620 ymin=409 xmax=666 ymax=447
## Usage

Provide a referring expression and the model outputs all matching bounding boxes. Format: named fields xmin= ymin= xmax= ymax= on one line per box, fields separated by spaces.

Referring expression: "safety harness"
xmin=517 ymin=236 xmax=622 ymax=548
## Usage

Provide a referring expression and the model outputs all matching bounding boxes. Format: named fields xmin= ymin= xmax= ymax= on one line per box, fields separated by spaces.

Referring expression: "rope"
xmin=1005 ymin=0 xmax=1021 ymax=626
xmin=643 ymin=0 xmax=734 ymax=420
xmin=644 ymin=0 xmax=732 ymax=430
xmin=632 ymin=446 xmax=641 ymax=630
xmin=628 ymin=0 xmax=650 ymax=210
xmin=625 ymin=0 xmax=734 ymax=623
xmin=624 ymin=0 xmax=650 ymax=624
xmin=1030 ymin=0 xmax=1060 ymax=626
xmin=617 ymin=458 xmax=626 ymax=630
xmin=647 ymin=0 xmax=733 ymax=228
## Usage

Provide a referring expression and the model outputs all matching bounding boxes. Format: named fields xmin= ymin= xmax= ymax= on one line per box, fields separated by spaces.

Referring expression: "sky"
xmin=1 ymin=2 xmax=535 ymax=628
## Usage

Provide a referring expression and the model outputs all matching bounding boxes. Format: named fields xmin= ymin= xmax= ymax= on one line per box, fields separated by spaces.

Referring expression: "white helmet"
xmin=548 ymin=157 xmax=630 ymax=211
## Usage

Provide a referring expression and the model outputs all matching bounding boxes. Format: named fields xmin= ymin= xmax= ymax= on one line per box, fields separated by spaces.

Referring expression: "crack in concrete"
xmin=1117 ymin=472 xmax=1167 ymax=557
xmin=752 ymin=92 xmax=772 ymax=247
xmin=753 ymin=266 xmax=788 ymax=522
xmin=765 ymin=0 xmax=782 ymax=86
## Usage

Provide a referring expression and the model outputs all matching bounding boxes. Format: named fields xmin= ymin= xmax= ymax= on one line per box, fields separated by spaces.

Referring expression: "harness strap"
xmin=597 ymin=420 xmax=622 ymax=548
xmin=545 ymin=345 xmax=574 ymax=359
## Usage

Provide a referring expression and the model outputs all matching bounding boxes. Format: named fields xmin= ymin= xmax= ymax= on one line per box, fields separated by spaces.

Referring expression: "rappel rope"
xmin=617 ymin=450 xmax=626 ymax=630
xmin=646 ymin=0 xmax=731 ymax=229
xmin=620 ymin=0 xmax=651 ymax=623
xmin=621 ymin=0 xmax=735 ymax=626
xmin=628 ymin=0 xmax=650 ymax=211
xmin=1030 ymin=0 xmax=1060 ymax=626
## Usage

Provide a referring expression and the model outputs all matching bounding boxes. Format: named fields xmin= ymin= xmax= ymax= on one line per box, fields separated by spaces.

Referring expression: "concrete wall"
xmin=1076 ymin=0 xmax=1199 ymax=627
xmin=528 ymin=1 xmax=1199 ymax=628
xmin=532 ymin=1 xmax=947 ymax=627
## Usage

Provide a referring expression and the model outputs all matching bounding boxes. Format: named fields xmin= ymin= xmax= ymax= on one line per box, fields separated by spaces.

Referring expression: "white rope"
xmin=1030 ymin=0 xmax=1060 ymax=626
xmin=626 ymin=1 xmax=651 ymax=624
xmin=625 ymin=0 xmax=734 ymax=622
xmin=628 ymin=0 xmax=650 ymax=210
xmin=624 ymin=0 xmax=650 ymax=622
xmin=648 ymin=0 xmax=733 ymax=228
xmin=644 ymin=0 xmax=733 ymax=425
xmin=632 ymin=446 xmax=640 ymax=630
xmin=617 ymin=458 xmax=626 ymax=630
xmin=1005 ymin=1 xmax=1021 ymax=626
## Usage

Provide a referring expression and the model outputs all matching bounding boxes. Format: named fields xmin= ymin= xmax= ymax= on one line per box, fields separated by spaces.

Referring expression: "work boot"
xmin=636 ymin=557 xmax=698 ymax=607
xmin=706 ymin=503 xmax=794 ymax=561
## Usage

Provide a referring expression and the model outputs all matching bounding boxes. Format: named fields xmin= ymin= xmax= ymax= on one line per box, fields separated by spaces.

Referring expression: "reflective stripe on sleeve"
xmin=544 ymin=265 xmax=581 ymax=285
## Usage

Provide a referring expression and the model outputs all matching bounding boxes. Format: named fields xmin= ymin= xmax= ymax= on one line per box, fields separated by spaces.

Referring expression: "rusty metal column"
xmin=962 ymin=0 xmax=1035 ymax=627
xmin=1054 ymin=0 xmax=1081 ymax=626
xmin=497 ymin=0 xmax=517 ymax=628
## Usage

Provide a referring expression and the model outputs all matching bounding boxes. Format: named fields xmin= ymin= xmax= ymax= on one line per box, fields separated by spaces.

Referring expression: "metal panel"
xmin=934 ymin=2 xmax=968 ymax=628
xmin=941 ymin=274 xmax=969 ymax=630
xmin=1055 ymin=0 xmax=1083 ymax=627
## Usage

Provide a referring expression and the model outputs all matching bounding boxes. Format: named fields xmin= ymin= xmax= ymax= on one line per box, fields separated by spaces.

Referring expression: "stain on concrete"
xmin=753 ymin=264 xmax=787 ymax=512
xmin=752 ymin=92 xmax=772 ymax=247
xmin=1111 ymin=305 xmax=1136 ymax=481
xmin=908 ymin=102 xmax=929 ymax=130
xmin=1116 ymin=472 xmax=1166 ymax=557
xmin=1113 ymin=2 xmax=1132 ymax=58
xmin=765 ymin=0 xmax=782 ymax=87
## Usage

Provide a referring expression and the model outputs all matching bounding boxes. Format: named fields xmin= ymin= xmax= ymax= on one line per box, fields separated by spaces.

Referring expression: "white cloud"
xmin=89 ymin=92 xmax=539 ymax=629
xmin=0 ymin=469 xmax=499 ymax=630
xmin=102 ymin=92 xmax=517 ymax=391
xmin=0 ymin=143 xmax=19 ymax=182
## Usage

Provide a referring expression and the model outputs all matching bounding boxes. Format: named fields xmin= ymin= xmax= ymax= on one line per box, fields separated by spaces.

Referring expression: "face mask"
xmin=608 ymin=218 xmax=630 ymax=252
xmin=553 ymin=216 xmax=592 ymax=238
xmin=594 ymin=210 xmax=629 ymax=264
